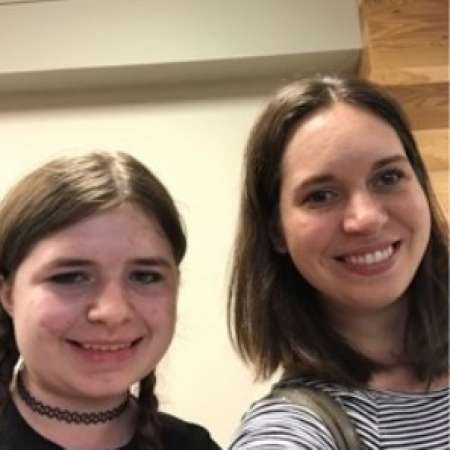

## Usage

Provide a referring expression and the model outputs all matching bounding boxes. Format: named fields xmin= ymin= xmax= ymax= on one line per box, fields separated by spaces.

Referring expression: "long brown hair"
xmin=228 ymin=76 xmax=448 ymax=386
xmin=0 ymin=151 xmax=187 ymax=450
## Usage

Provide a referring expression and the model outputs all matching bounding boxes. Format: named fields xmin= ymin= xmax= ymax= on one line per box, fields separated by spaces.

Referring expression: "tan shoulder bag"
xmin=270 ymin=385 xmax=362 ymax=450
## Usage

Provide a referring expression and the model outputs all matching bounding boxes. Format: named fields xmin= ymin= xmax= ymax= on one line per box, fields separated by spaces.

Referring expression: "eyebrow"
xmin=133 ymin=258 xmax=173 ymax=269
xmin=43 ymin=257 xmax=173 ymax=270
xmin=372 ymin=154 xmax=408 ymax=170
xmin=295 ymin=154 xmax=408 ymax=191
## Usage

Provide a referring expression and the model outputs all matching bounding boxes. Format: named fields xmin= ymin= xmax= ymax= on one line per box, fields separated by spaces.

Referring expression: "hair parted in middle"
xmin=0 ymin=151 xmax=187 ymax=450
xmin=227 ymin=76 xmax=448 ymax=387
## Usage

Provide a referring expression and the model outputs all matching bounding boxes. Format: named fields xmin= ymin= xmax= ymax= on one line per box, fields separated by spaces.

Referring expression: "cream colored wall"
xmin=0 ymin=82 xmax=279 ymax=447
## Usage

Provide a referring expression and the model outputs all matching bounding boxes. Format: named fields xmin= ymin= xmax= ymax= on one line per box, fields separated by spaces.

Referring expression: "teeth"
xmin=346 ymin=245 xmax=393 ymax=266
xmin=81 ymin=343 xmax=131 ymax=352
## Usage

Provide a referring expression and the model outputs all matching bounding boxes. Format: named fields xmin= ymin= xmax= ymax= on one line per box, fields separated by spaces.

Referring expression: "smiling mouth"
xmin=66 ymin=338 xmax=142 ymax=352
xmin=337 ymin=241 xmax=401 ymax=267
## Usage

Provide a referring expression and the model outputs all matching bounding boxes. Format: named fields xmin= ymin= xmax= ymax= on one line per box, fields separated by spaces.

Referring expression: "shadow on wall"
xmin=0 ymin=77 xmax=286 ymax=112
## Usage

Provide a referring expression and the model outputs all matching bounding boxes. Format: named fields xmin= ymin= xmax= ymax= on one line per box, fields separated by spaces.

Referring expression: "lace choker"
xmin=16 ymin=373 xmax=129 ymax=425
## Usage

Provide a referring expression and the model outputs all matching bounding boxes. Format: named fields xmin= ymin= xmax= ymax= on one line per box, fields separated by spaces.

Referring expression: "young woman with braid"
xmin=0 ymin=151 xmax=220 ymax=450
xmin=228 ymin=77 xmax=448 ymax=449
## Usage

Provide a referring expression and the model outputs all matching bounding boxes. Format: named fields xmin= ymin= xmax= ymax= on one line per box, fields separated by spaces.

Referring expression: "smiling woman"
xmin=228 ymin=76 xmax=448 ymax=449
xmin=0 ymin=152 xmax=221 ymax=450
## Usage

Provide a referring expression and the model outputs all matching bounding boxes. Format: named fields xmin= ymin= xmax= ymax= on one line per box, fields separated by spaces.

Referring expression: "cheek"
xmin=139 ymin=296 xmax=177 ymax=329
xmin=39 ymin=310 xmax=78 ymax=336
xmin=413 ymin=199 xmax=431 ymax=254
xmin=282 ymin=214 xmax=335 ymax=257
xmin=17 ymin=297 xmax=81 ymax=338
xmin=12 ymin=304 xmax=80 ymax=363
xmin=415 ymin=201 xmax=431 ymax=242
xmin=392 ymin=188 xmax=431 ymax=239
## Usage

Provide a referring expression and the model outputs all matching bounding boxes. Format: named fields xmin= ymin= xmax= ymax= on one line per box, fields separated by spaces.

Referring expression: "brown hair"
xmin=228 ymin=76 xmax=448 ymax=386
xmin=0 ymin=151 xmax=187 ymax=450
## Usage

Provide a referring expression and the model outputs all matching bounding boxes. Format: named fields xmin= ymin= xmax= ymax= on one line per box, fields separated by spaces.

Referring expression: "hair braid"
xmin=0 ymin=310 xmax=18 ymax=410
xmin=135 ymin=372 xmax=162 ymax=450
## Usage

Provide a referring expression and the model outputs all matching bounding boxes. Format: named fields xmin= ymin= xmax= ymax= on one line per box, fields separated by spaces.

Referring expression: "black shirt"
xmin=0 ymin=399 xmax=222 ymax=450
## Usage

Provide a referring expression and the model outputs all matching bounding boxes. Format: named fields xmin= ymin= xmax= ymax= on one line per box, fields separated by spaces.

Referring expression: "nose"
xmin=342 ymin=192 xmax=388 ymax=235
xmin=87 ymin=282 xmax=133 ymax=328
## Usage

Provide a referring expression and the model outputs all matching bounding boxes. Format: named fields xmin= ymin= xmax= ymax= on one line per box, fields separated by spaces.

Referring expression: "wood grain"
xmin=414 ymin=129 xmax=449 ymax=172
xmin=367 ymin=65 xmax=449 ymax=86
xmin=385 ymin=82 xmax=448 ymax=130
xmin=359 ymin=0 xmax=448 ymax=76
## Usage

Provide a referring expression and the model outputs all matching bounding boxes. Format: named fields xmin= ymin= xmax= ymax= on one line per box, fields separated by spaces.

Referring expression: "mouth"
xmin=66 ymin=338 xmax=143 ymax=352
xmin=336 ymin=241 xmax=401 ymax=270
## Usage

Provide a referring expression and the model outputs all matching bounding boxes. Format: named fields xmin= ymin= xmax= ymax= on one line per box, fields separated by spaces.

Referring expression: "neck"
xmin=17 ymin=372 xmax=129 ymax=425
xmin=22 ymin=373 xmax=126 ymax=413
xmin=369 ymin=367 xmax=449 ymax=393
xmin=13 ymin=372 xmax=136 ymax=450
xmin=324 ymin=296 xmax=408 ymax=365
xmin=323 ymin=298 xmax=449 ymax=392
xmin=14 ymin=391 xmax=136 ymax=450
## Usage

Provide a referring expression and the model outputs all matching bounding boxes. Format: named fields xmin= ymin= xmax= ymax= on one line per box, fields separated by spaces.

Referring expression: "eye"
xmin=48 ymin=272 xmax=89 ymax=285
xmin=374 ymin=168 xmax=405 ymax=188
xmin=129 ymin=270 xmax=162 ymax=285
xmin=303 ymin=189 xmax=338 ymax=207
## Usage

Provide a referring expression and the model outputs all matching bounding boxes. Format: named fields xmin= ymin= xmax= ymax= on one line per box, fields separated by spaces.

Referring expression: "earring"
xmin=10 ymin=355 xmax=24 ymax=391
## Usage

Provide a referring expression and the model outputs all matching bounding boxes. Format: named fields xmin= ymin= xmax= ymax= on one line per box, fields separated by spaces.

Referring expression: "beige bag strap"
xmin=270 ymin=386 xmax=362 ymax=450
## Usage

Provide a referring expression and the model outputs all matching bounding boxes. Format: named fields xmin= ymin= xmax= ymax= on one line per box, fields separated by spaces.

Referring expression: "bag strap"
xmin=270 ymin=386 xmax=362 ymax=450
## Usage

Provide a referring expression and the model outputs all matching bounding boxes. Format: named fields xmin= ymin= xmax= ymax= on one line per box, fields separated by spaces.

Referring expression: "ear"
xmin=174 ymin=269 xmax=181 ymax=295
xmin=0 ymin=275 xmax=14 ymax=317
xmin=269 ymin=216 xmax=288 ymax=254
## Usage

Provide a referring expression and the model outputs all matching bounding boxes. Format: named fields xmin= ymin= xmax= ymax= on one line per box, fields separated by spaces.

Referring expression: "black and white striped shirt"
xmin=230 ymin=378 xmax=449 ymax=449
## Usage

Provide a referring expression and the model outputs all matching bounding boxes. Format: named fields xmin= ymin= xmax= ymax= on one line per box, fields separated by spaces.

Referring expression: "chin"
xmin=326 ymin=287 xmax=406 ymax=313
xmin=71 ymin=376 xmax=133 ymax=399
xmin=349 ymin=293 xmax=405 ymax=312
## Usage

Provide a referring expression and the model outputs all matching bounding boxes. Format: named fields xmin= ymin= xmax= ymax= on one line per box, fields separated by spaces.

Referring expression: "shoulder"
xmin=158 ymin=412 xmax=222 ymax=450
xmin=0 ymin=399 xmax=29 ymax=449
xmin=230 ymin=396 xmax=338 ymax=450
xmin=230 ymin=377 xmax=450 ymax=450
xmin=0 ymin=398 xmax=59 ymax=450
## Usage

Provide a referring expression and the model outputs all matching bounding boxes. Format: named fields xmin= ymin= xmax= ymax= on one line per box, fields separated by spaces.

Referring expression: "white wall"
xmin=0 ymin=81 xmax=279 ymax=447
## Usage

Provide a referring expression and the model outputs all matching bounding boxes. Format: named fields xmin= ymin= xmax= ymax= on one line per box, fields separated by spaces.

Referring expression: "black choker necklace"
xmin=16 ymin=373 xmax=129 ymax=425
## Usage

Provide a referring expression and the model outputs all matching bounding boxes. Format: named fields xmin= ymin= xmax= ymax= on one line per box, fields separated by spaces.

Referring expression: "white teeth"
xmin=346 ymin=245 xmax=394 ymax=266
xmin=81 ymin=343 xmax=131 ymax=352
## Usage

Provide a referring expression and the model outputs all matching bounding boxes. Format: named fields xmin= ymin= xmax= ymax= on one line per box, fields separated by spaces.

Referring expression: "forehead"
xmin=21 ymin=204 xmax=172 ymax=263
xmin=282 ymin=102 xmax=405 ymax=175
xmin=53 ymin=204 xmax=164 ymax=239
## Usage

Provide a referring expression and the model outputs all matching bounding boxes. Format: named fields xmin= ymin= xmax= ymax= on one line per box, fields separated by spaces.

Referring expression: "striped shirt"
xmin=230 ymin=378 xmax=449 ymax=449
